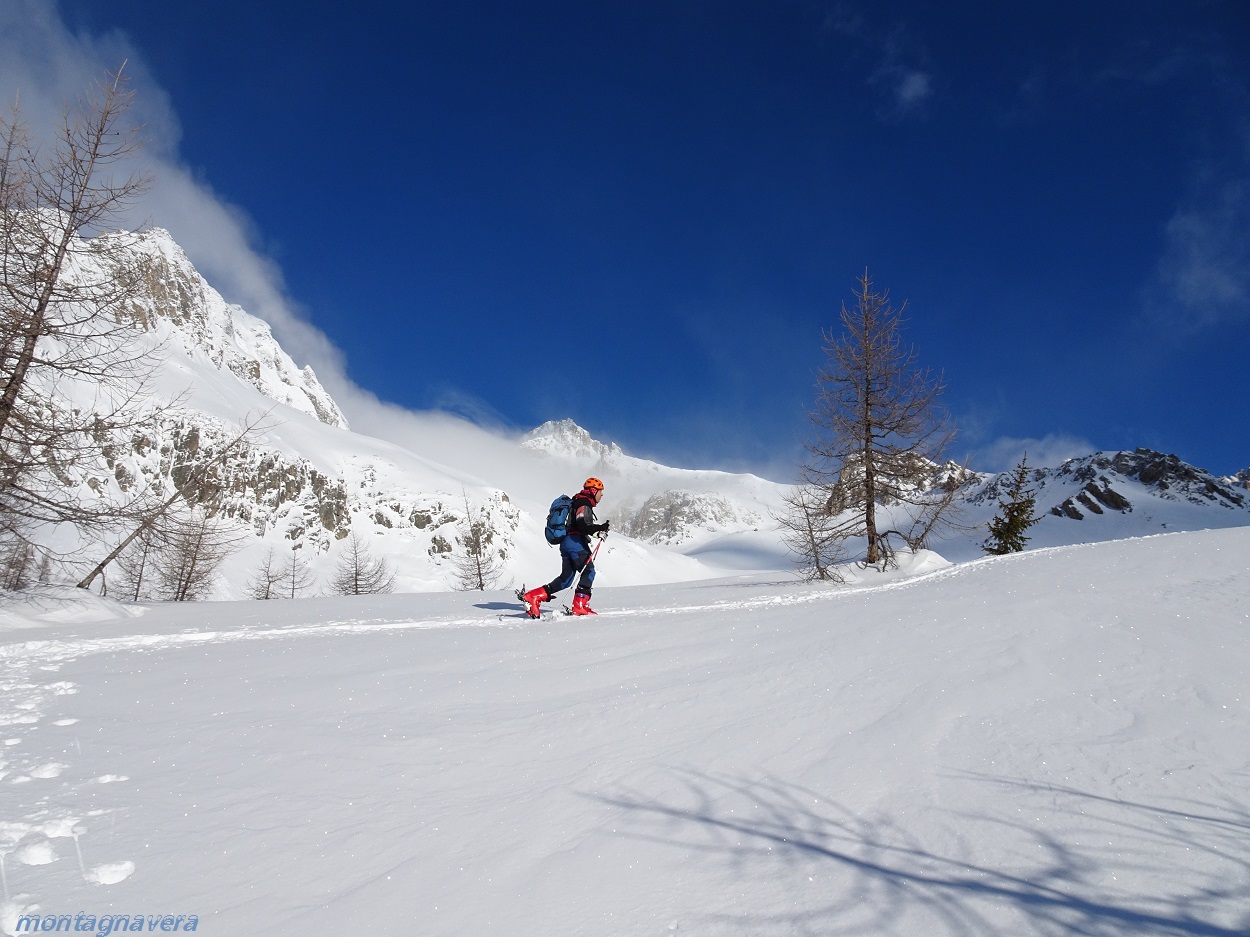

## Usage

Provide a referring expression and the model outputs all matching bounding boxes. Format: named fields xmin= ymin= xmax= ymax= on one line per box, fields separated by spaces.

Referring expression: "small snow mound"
xmin=0 ymin=586 xmax=145 ymax=632
xmin=840 ymin=548 xmax=952 ymax=585
xmin=85 ymin=860 xmax=134 ymax=885
xmin=12 ymin=840 xmax=57 ymax=865
xmin=901 ymin=548 xmax=953 ymax=575
xmin=40 ymin=818 xmax=79 ymax=839
xmin=2 ymin=902 xmax=43 ymax=937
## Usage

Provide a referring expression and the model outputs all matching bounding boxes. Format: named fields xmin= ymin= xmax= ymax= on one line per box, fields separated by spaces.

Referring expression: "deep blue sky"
xmin=52 ymin=0 xmax=1250 ymax=477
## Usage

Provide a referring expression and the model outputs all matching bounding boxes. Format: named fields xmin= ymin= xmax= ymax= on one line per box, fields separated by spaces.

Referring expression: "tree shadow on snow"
xmin=592 ymin=770 xmax=1250 ymax=936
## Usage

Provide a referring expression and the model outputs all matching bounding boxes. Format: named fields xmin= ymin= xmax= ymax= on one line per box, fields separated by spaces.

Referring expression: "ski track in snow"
xmin=0 ymin=531 xmax=1194 ymax=676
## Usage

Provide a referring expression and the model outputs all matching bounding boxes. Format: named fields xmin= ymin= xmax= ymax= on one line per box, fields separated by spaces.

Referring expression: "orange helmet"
xmin=583 ymin=477 xmax=605 ymax=493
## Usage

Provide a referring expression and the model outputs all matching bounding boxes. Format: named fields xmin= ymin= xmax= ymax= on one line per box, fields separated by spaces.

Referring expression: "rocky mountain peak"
xmin=1020 ymin=448 xmax=1246 ymax=521
xmin=115 ymin=227 xmax=347 ymax=429
xmin=519 ymin=419 xmax=624 ymax=466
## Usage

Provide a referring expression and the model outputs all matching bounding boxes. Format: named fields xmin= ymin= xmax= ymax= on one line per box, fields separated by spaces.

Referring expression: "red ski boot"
xmin=569 ymin=592 xmax=597 ymax=616
xmin=521 ymin=585 xmax=549 ymax=619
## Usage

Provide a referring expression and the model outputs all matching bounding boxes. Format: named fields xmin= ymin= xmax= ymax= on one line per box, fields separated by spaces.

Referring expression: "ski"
xmin=499 ymin=610 xmax=557 ymax=622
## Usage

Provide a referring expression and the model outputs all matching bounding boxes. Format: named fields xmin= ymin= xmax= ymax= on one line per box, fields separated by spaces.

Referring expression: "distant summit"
xmin=519 ymin=419 xmax=625 ymax=467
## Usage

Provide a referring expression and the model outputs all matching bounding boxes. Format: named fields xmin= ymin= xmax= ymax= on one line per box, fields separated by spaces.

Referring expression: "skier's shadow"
xmin=474 ymin=602 xmax=518 ymax=611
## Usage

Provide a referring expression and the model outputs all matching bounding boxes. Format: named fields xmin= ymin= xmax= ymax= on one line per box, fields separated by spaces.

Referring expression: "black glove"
xmin=596 ymin=520 xmax=611 ymax=534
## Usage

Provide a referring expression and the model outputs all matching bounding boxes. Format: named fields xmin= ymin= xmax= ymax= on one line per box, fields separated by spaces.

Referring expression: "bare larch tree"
xmin=329 ymin=532 xmax=396 ymax=596
xmin=0 ymin=65 xmax=161 ymax=573
xmin=245 ymin=547 xmax=285 ymax=600
xmin=151 ymin=506 xmax=244 ymax=602
xmin=249 ymin=545 xmax=315 ymax=599
xmin=113 ymin=503 xmax=243 ymax=602
xmin=450 ymin=491 xmax=505 ymax=591
xmin=775 ymin=481 xmax=846 ymax=582
xmin=796 ymin=270 xmax=959 ymax=568
xmin=280 ymin=548 xmax=316 ymax=599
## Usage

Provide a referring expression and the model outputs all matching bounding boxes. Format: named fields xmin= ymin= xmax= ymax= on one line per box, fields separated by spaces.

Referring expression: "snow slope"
xmin=0 ymin=527 xmax=1245 ymax=935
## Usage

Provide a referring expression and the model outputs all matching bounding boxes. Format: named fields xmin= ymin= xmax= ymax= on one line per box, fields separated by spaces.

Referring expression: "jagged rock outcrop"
xmin=619 ymin=490 xmax=761 ymax=546
xmin=1049 ymin=449 xmax=1245 ymax=518
xmin=116 ymin=229 xmax=347 ymax=429
xmin=23 ymin=226 xmax=524 ymax=591
xmin=1051 ymin=481 xmax=1133 ymax=520
xmin=971 ymin=449 xmax=1247 ymax=521
xmin=1222 ymin=467 xmax=1250 ymax=491
xmin=92 ymin=413 xmax=521 ymax=564
xmin=964 ymin=448 xmax=1248 ymax=524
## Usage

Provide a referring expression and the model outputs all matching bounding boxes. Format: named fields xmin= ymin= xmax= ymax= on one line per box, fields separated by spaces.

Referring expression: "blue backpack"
xmin=544 ymin=494 xmax=574 ymax=544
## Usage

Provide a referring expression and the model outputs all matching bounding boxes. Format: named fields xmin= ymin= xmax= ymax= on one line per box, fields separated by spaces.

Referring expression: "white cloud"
xmin=817 ymin=8 xmax=934 ymax=120
xmin=866 ymin=31 xmax=934 ymax=119
xmin=970 ymin=434 xmax=1098 ymax=473
xmin=1145 ymin=172 xmax=1250 ymax=330
xmin=891 ymin=69 xmax=933 ymax=111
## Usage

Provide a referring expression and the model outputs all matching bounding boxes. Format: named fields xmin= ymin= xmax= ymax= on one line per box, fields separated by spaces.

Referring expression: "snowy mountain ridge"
xmin=10 ymin=224 xmax=1250 ymax=596
xmin=111 ymin=228 xmax=347 ymax=429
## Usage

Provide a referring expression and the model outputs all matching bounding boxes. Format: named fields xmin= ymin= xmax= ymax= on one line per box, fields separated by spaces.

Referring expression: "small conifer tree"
xmin=982 ymin=456 xmax=1041 ymax=555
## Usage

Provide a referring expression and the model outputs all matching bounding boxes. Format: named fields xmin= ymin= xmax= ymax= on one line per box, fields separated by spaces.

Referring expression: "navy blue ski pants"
xmin=544 ymin=536 xmax=595 ymax=596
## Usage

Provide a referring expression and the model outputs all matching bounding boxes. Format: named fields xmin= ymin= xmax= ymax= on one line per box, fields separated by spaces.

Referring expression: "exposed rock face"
xmin=965 ymin=448 xmax=1248 ymax=523
xmin=1222 ymin=467 xmax=1250 ymax=491
xmin=619 ymin=490 xmax=761 ymax=546
xmin=117 ymin=229 xmax=347 ymax=429
xmin=1030 ymin=449 xmax=1243 ymax=520
xmin=1058 ymin=449 xmax=1244 ymax=510
xmin=38 ymin=226 xmax=522 ymax=585
xmin=93 ymin=413 xmax=521 ymax=563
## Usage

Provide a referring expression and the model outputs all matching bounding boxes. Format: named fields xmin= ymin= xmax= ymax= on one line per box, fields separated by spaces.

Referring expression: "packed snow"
xmin=0 ymin=527 xmax=1245 ymax=935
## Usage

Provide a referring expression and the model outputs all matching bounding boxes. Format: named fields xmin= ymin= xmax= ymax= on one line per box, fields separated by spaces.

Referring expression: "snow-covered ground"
xmin=0 ymin=527 xmax=1246 ymax=936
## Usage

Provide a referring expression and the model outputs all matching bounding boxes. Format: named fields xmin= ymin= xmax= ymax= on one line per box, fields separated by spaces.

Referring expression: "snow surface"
xmin=0 ymin=528 xmax=1246 ymax=935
